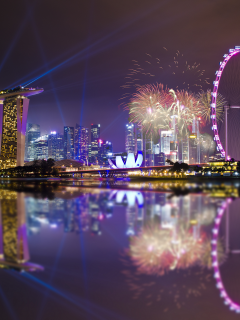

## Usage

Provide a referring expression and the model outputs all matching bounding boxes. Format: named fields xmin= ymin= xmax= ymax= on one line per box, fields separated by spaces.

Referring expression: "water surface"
xmin=0 ymin=180 xmax=239 ymax=320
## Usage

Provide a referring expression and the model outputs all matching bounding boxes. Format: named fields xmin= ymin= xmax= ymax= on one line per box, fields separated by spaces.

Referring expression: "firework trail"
xmin=120 ymin=47 xmax=209 ymax=108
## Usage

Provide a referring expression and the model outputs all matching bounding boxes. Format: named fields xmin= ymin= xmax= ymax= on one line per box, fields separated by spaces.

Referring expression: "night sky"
xmin=1 ymin=0 xmax=240 ymax=151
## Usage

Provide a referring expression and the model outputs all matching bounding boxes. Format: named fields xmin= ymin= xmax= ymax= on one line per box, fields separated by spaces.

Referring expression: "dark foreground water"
xmin=0 ymin=179 xmax=239 ymax=320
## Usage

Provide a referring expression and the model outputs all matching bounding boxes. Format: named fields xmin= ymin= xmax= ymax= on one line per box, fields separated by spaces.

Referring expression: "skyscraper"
xmin=25 ymin=124 xmax=40 ymax=161
xmin=64 ymin=126 xmax=74 ymax=159
xmin=136 ymin=125 xmax=143 ymax=152
xmin=125 ymin=123 xmax=135 ymax=154
xmin=33 ymin=135 xmax=48 ymax=159
xmin=99 ymin=140 xmax=113 ymax=165
xmin=91 ymin=124 xmax=100 ymax=164
xmin=75 ymin=124 xmax=89 ymax=164
xmin=0 ymin=87 xmax=43 ymax=169
xmin=48 ymin=132 xmax=64 ymax=160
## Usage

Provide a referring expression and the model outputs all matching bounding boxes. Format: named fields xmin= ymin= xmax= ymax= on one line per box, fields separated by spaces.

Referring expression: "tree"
xmin=40 ymin=159 xmax=48 ymax=176
xmin=46 ymin=158 xmax=55 ymax=175
xmin=166 ymin=159 xmax=174 ymax=165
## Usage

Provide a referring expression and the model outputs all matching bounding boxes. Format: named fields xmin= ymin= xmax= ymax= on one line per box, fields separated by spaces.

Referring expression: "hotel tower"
xmin=0 ymin=86 xmax=43 ymax=169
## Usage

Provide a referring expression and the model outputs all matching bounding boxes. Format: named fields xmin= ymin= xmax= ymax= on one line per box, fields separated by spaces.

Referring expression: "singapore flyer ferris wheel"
xmin=211 ymin=46 xmax=240 ymax=161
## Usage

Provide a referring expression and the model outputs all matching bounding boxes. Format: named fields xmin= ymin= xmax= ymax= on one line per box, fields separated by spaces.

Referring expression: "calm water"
xmin=0 ymin=180 xmax=240 ymax=320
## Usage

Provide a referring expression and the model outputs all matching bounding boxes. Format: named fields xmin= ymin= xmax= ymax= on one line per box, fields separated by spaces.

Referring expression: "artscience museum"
xmin=108 ymin=151 xmax=143 ymax=169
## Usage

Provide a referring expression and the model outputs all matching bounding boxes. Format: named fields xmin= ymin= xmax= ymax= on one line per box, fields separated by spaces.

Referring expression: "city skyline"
xmin=1 ymin=1 xmax=240 ymax=152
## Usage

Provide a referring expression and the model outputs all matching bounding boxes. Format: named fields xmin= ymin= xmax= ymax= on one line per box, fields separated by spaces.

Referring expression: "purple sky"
xmin=1 ymin=0 xmax=240 ymax=151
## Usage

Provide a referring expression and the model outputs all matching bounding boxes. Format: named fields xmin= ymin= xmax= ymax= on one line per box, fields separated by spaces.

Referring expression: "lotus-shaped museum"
xmin=108 ymin=151 xmax=143 ymax=169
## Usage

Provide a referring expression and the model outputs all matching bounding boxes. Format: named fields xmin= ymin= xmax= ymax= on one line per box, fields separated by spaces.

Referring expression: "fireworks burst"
xmin=197 ymin=90 xmax=226 ymax=123
xmin=126 ymin=83 xmax=173 ymax=135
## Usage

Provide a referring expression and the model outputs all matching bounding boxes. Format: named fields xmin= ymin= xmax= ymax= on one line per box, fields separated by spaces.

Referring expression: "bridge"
xmin=59 ymin=163 xmax=206 ymax=178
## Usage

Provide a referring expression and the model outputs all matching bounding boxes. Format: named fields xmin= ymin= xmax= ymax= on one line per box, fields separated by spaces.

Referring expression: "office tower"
xmin=136 ymin=125 xmax=143 ymax=152
xmin=160 ymin=131 xmax=172 ymax=155
xmin=64 ymin=126 xmax=74 ymax=159
xmin=99 ymin=140 xmax=113 ymax=165
xmin=48 ymin=131 xmax=64 ymax=160
xmin=125 ymin=123 xmax=135 ymax=154
xmin=56 ymin=134 xmax=64 ymax=160
xmin=91 ymin=124 xmax=100 ymax=164
xmin=88 ymin=144 xmax=92 ymax=164
xmin=154 ymin=152 xmax=165 ymax=165
xmin=160 ymin=130 xmax=178 ymax=161
xmin=25 ymin=123 xmax=41 ymax=161
xmin=74 ymin=124 xmax=89 ymax=164
xmin=182 ymin=138 xmax=189 ymax=163
xmin=33 ymin=135 xmax=48 ymax=159
xmin=145 ymin=136 xmax=154 ymax=166
xmin=0 ymin=87 xmax=43 ymax=169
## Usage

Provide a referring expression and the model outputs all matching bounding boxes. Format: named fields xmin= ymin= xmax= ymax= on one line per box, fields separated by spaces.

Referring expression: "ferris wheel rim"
xmin=211 ymin=46 xmax=240 ymax=160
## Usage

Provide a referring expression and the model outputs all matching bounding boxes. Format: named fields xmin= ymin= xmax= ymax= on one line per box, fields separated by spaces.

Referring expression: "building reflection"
xmin=0 ymin=190 xmax=43 ymax=272
xmin=0 ymin=182 xmax=239 ymax=313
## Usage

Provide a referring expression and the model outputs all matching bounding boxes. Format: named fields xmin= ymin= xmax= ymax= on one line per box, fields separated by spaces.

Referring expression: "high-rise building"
xmin=74 ymin=124 xmax=89 ymax=164
xmin=33 ymin=135 xmax=48 ymax=159
xmin=160 ymin=130 xmax=178 ymax=161
xmin=145 ymin=136 xmax=154 ymax=166
xmin=182 ymin=139 xmax=189 ymax=163
xmin=64 ymin=126 xmax=74 ymax=159
xmin=48 ymin=132 xmax=64 ymax=160
xmin=91 ymin=124 xmax=100 ymax=164
xmin=125 ymin=123 xmax=135 ymax=154
xmin=135 ymin=125 xmax=143 ymax=152
xmin=0 ymin=87 xmax=43 ymax=169
xmin=160 ymin=131 xmax=172 ymax=155
xmin=99 ymin=140 xmax=113 ymax=165
xmin=88 ymin=144 xmax=92 ymax=163
xmin=25 ymin=124 xmax=41 ymax=161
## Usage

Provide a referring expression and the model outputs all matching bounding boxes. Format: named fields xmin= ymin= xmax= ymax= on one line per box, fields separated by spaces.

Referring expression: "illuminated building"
xmin=74 ymin=124 xmax=89 ymax=164
xmin=125 ymin=123 xmax=135 ymax=154
xmin=136 ymin=125 xmax=143 ymax=152
xmin=145 ymin=136 xmax=154 ymax=166
xmin=160 ymin=131 xmax=172 ymax=155
xmin=33 ymin=135 xmax=48 ymax=159
xmin=91 ymin=124 xmax=100 ymax=164
xmin=154 ymin=152 xmax=165 ymax=165
xmin=48 ymin=131 xmax=64 ymax=160
xmin=0 ymin=86 xmax=43 ymax=169
xmin=25 ymin=123 xmax=40 ymax=161
xmin=108 ymin=151 xmax=143 ymax=168
xmin=182 ymin=138 xmax=189 ymax=163
xmin=99 ymin=140 xmax=113 ymax=165
xmin=64 ymin=126 xmax=74 ymax=159
xmin=88 ymin=144 xmax=92 ymax=162
xmin=160 ymin=130 xmax=178 ymax=162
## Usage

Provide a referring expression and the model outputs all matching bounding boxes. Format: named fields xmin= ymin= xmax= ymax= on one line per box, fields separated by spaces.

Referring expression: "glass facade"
xmin=91 ymin=124 xmax=100 ymax=164
xmin=25 ymin=123 xmax=40 ymax=161
xmin=33 ymin=135 xmax=48 ymax=159
xmin=125 ymin=123 xmax=135 ymax=154
xmin=74 ymin=125 xmax=89 ymax=164
xmin=64 ymin=126 xmax=74 ymax=159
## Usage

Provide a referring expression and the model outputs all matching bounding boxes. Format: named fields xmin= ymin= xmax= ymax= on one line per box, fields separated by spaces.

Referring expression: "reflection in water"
xmin=0 ymin=190 xmax=43 ymax=271
xmin=212 ymin=198 xmax=240 ymax=314
xmin=0 ymin=182 xmax=239 ymax=318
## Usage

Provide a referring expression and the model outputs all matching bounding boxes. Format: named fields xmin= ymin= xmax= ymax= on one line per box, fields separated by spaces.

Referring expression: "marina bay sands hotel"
xmin=0 ymin=86 xmax=43 ymax=169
